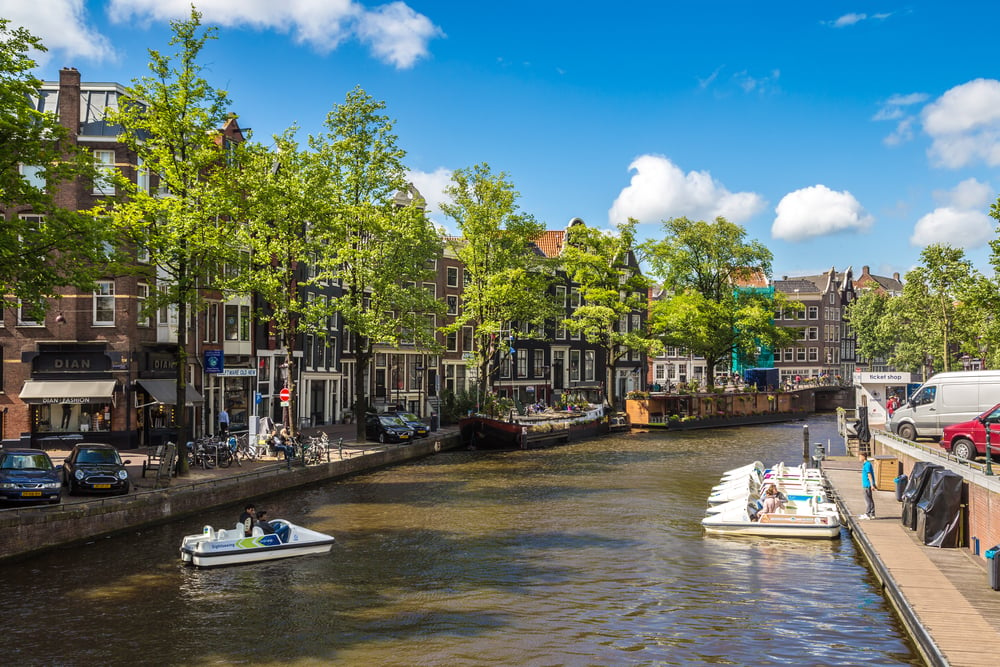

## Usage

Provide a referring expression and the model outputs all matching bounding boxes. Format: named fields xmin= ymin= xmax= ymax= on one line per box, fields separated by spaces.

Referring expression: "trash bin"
xmin=987 ymin=546 xmax=1000 ymax=591
xmin=430 ymin=412 xmax=439 ymax=432
xmin=894 ymin=474 xmax=907 ymax=502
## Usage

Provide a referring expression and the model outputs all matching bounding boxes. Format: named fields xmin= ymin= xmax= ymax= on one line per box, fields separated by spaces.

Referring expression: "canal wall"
xmin=871 ymin=431 xmax=1000 ymax=559
xmin=0 ymin=433 xmax=464 ymax=563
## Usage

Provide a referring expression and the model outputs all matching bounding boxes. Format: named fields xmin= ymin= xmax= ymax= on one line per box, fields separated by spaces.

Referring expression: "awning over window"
xmin=19 ymin=379 xmax=117 ymax=404
xmin=136 ymin=379 xmax=204 ymax=406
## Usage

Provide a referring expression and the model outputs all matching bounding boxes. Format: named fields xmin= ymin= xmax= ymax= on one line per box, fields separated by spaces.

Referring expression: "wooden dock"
xmin=822 ymin=456 xmax=1000 ymax=666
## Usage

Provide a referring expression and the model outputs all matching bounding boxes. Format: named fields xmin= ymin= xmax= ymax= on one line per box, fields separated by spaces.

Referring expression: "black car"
xmin=0 ymin=449 xmax=62 ymax=504
xmin=365 ymin=414 xmax=414 ymax=444
xmin=62 ymin=443 xmax=131 ymax=495
xmin=385 ymin=411 xmax=429 ymax=438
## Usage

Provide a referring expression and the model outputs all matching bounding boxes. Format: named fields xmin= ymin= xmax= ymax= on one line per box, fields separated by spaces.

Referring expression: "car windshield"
xmin=78 ymin=449 xmax=120 ymax=464
xmin=380 ymin=416 xmax=406 ymax=426
xmin=399 ymin=413 xmax=421 ymax=422
xmin=1 ymin=454 xmax=53 ymax=470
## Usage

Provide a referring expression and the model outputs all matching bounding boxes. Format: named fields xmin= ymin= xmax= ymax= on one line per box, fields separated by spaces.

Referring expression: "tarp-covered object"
xmin=901 ymin=462 xmax=942 ymax=530
xmin=915 ymin=468 xmax=964 ymax=548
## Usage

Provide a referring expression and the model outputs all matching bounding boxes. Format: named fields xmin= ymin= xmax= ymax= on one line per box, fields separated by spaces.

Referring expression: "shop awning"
xmin=20 ymin=379 xmax=117 ymax=404
xmin=136 ymin=379 xmax=204 ymax=406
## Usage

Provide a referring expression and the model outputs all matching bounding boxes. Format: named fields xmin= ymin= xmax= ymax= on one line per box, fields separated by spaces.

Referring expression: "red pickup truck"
xmin=940 ymin=403 xmax=1000 ymax=460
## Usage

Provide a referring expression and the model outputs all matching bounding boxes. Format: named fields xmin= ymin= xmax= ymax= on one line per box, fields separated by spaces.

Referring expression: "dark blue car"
xmin=385 ymin=412 xmax=429 ymax=438
xmin=0 ymin=449 xmax=62 ymax=504
xmin=365 ymin=414 xmax=414 ymax=444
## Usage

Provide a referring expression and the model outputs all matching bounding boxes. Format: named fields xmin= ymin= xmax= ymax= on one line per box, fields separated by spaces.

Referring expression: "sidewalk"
xmin=46 ymin=422 xmax=458 ymax=504
xmin=823 ymin=456 xmax=1000 ymax=667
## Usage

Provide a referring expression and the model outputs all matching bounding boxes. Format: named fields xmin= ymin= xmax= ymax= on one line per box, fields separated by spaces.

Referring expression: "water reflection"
xmin=1 ymin=414 xmax=918 ymax=665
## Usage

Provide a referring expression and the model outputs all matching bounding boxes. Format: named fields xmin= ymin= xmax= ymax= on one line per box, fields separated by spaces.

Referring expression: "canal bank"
xmin=0 ymin=425 xmax=464 ymax=563
xmin=822 ymin=455 xmax=1000 ymax=667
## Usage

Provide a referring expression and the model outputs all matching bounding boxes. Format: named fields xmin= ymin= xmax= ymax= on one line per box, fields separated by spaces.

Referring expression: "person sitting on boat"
xmin=758 ymin=486 xmax=784 ymax=518
xmin=239 ymin=503 xmax=257 ymax=537
xmin=256 ymin=510 xmax=276 ymax=535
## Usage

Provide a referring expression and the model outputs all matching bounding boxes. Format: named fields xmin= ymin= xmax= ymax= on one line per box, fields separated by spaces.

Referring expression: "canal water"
xmin=2 ymin=414 xmax=919 ymax=665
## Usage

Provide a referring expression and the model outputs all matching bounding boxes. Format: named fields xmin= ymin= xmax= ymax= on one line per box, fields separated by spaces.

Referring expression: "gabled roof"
xmin=535 ymin=230 xmax=565 ymax=258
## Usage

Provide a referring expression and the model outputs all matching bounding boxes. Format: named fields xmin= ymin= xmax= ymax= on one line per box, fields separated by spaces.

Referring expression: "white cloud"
xmin=829 ymin=12 xmax=893 ymax=28
xmin=833 ymin=13 xmax=867 ymax=28
xmin=911 ymin=208 xmax=993 ymax=248
xmin=873 ymin=92 xmax=928 ymax=146
xmin=0 ymin=0 xmax=116 ymax=64
xmin=922 ymin=79 xmax=1000 ymax=167
xmin=107 ymin=0 xmax=442 ymax=69
xmin=772 ymin=185 xmax=873 ymax=242
xmin=406 ymin=167 xmax=452 ymax=219
xmin=608 ymin=155 xmax=765 ymax=225
xmin=912 ymin=178 xmax=995 ymax=249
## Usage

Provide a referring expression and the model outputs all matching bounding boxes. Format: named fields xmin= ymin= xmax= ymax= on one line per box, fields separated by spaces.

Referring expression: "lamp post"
xmin=415 ymin=358 xmax=425 ymax=418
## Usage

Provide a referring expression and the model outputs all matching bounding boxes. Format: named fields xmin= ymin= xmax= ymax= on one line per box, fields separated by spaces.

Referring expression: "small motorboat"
xmin=180 ymin=519 xmax=335 ymax=568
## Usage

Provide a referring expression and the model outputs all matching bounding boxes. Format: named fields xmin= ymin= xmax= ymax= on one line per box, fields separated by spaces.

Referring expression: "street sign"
xmin=279 ymin=387 xmax=291 ymax=402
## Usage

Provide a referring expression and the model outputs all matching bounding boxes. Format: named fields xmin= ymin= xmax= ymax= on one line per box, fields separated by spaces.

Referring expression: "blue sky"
xmin=6 ymin=1 xmax=1000 ymax=280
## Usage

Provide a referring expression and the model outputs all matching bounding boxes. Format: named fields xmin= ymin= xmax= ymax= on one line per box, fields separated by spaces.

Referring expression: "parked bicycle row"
xmin=183 ymin=431 xmax=342 ymax=471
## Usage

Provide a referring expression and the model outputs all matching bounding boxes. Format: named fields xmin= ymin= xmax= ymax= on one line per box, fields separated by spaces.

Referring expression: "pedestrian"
xmin=239 ymin=503 xmax=256 ymax=536
xmin=218 ymin=405 xmax=230 ymax=437
xmin=858 ymin=451 xmax=876 ymax=520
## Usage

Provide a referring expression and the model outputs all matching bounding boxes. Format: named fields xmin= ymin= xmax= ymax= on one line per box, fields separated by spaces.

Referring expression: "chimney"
xmin=861 ymin=265 xmax=870 ymax=276
xmin=58 ymin=67 xmax=81 ymax=141
xmin=893 ymin=272 xmax=900 ymax=281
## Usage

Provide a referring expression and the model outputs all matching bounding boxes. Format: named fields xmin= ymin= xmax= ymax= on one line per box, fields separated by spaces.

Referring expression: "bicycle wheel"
xmin=218 ymin=450 xmax=233 ymax=468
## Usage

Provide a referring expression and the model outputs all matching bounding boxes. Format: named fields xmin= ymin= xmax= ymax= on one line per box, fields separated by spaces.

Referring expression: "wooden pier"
xmin=823 ymin=456 xmax=1000 ymax=666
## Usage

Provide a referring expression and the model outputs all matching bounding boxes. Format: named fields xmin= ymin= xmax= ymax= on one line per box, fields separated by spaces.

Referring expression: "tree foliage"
xmin=95 ymin=9 xmax=239 ymax=473
xmin=560 ymin=218 xmax=658 ymax=405
xmin=308 ymin=87 xmax=443 ymax=439
xmin=640 ymin=217 xmax=797 ymax=388
xmin=439 ymin=163 xmax=551 ymax=400
xmin=0 ymin=19 xmax=107 ymax=317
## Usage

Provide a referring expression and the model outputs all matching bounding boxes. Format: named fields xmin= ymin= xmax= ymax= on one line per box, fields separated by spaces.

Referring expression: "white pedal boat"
xmin=702 ymin=498 xmax=841 ymax=539
xmin=180 ymin=519 xmax=335 ymax=568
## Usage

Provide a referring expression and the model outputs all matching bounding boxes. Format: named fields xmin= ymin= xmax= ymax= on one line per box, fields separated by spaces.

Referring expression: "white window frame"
xmin=93 ymin=280 xmax=115 ymax=326
xmin=93 ymin=149 xmax=116 ymax=195
xmin=447 ymin=267 xmax=459 ymax=287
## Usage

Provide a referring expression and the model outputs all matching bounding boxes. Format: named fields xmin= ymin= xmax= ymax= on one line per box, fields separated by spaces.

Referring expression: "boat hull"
xmin=701 ymin=515 xmax=841 ymax=539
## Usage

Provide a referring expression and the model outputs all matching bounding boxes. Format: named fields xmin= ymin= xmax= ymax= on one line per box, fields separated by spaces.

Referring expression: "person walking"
xmin=218 ymin=405 xmax=230 ymax=438
xmin=859 ymin=451 xmax=876 ymax=519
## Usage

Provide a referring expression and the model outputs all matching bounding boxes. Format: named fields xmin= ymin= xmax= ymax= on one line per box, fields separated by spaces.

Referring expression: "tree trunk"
xmin=174 ymin=296 xmax=190 ymax=476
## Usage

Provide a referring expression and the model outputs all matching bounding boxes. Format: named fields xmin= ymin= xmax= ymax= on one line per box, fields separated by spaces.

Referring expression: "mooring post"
xmin=802 ymin=425 xmax=810 ymax=467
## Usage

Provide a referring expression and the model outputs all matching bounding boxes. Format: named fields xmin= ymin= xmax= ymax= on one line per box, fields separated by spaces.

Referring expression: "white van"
xmin=889 ymin=370 xmax=1000 ymax=440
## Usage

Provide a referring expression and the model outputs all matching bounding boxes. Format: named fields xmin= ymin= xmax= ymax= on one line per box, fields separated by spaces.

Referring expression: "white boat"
xmin=702 ymin=498 xmax=841 ymax=538
xmin=179 ymin=519 xmax=335 ymax=568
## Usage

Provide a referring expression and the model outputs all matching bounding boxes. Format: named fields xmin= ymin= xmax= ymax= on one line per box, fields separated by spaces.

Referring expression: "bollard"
xmin=802 ymin=425 xmax=810 ymax=467
xmin=812 ymin=442 xmax=825 ymax=468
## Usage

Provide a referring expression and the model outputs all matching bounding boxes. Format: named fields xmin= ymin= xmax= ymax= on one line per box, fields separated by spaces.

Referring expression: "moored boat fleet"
xmin=701 ymin=461 xmax=842 ymax=539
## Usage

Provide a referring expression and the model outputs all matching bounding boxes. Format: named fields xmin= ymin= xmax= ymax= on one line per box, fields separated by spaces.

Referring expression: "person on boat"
xmin=256 ymin=510 xmax=276 ymax=535
xmin=758 ymin=486 xmax=784 ymax=517
xmin=239 ymin=503 xmax=257 ymax=537
xmin=859 ymin=451 xmax=876 ymax=520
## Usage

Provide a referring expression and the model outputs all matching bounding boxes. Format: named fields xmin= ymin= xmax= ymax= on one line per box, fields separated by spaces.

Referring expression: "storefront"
xmin=19 ymin=344 xmax=126 ymax=449
xmin=134 ymin=378 xmax=205 ymax=449
xmin=853 ymin=371 xmax=914 ymax=425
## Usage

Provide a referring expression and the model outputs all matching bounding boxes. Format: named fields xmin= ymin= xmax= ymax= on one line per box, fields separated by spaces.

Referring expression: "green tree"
xmin=640 ymin=216 xmax=797 ymax=389
xmin=845 ymin=288 xmax=897 ymax=366
xmin=308 ymin=87 xmax=443 ymax=440
xmin=0 ymin=19 xmax=107 ymax=317
xmin=889 ymin=244 xmax=982 ymax=374
xmin=439 ymin=163 xmax=552 ymax=407
xmin=95 ymin=9 xmax=240 ymax=473
xmin=232 ymin=128 xmax=327 ymax=434
xmin=559 ymin=218 xmax=659 ymax=407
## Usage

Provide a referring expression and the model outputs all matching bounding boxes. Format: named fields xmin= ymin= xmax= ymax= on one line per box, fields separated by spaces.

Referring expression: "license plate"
xmin=94 ymin=484 xmax=111 ymax=489
xmin=401 ymin=435 xmax=410 ymax=439
xmin=21 ymin=491 xmax=42 ymax=497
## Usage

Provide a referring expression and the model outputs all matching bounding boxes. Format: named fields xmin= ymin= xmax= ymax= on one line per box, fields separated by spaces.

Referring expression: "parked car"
xmin=365 ymin=414 xmax=414 ymax=444
xmin=62 ymin=443 xmax=131 ymax=495
xmin=385 ymin=411 xmax=429 ymax=438
xmin=0 ymin=449 xmax=62 ymax=504
xmin=890 ymin=370 xmax=1000 ymax=440
xmin=940 ymin=402 xmax=1000 ymax=461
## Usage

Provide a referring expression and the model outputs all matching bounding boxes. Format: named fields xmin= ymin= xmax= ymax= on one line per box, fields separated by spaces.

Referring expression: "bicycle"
xmin=303 ymin=433 xmax=330 ymax=465
xmin=236 ymin=433 xmax=260 ymax=463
